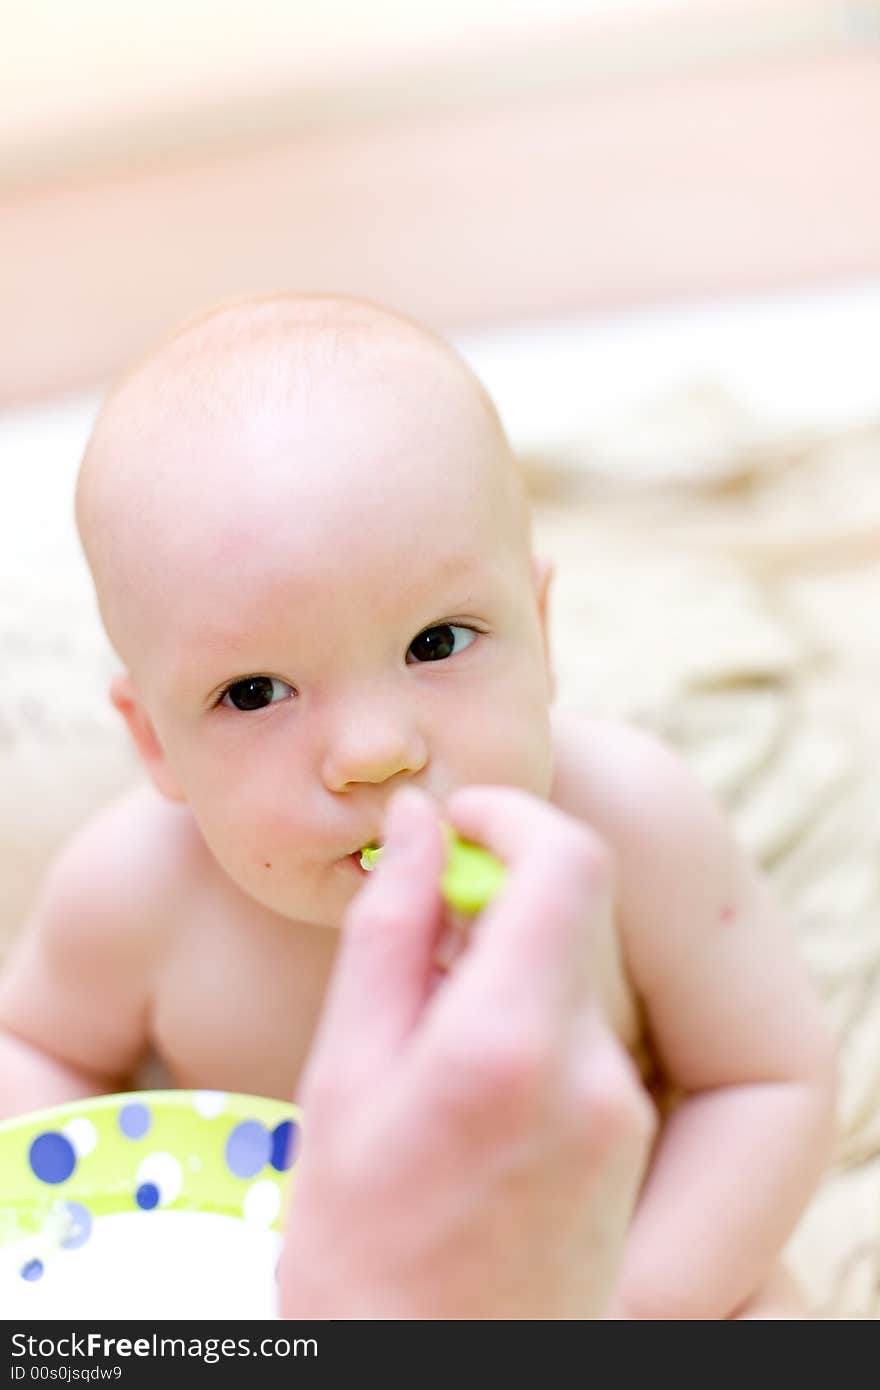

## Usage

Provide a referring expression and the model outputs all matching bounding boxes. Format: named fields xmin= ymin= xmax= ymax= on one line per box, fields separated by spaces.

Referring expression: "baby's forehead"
xmin=134 ymin=300 xmax=468 ymax=415
xmin=106 ymin=309 xmax=506 ymax=508
xmin=78 ymin=297 xmax=529 ymax=666
xmin=103 ymin=316 xmax=497 ymax=503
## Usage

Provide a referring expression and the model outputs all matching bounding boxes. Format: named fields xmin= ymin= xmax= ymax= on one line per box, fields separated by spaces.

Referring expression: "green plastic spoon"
xmin=360 ymin=825 xmax=505 ymax=915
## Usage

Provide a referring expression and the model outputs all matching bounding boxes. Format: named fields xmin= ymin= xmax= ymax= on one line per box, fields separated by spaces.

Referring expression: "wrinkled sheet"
xmin=528 ymin=388 xmax=880 ymax=1318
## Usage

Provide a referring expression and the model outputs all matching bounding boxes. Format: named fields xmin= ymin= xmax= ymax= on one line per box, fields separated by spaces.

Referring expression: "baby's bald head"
xmin=76 ymin=293 xmax=532 ymax=687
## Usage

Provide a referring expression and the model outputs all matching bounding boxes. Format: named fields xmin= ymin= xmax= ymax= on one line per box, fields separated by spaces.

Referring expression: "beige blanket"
xmin=1 ymin=384 xmax=878 ymax=1317
xmin=526 ymin=387 xmax=880 ymax=1319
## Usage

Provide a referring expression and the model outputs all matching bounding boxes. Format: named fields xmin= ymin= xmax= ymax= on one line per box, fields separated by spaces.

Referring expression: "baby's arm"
xmin=0 ymin=788 xmax=169 ymax=1120
xmin=554 ymin=719 xmax=836 ymax=1320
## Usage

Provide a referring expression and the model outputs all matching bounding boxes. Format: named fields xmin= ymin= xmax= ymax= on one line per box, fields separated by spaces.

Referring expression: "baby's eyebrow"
xmin=166 ymin=631 xmax=272 ymax=700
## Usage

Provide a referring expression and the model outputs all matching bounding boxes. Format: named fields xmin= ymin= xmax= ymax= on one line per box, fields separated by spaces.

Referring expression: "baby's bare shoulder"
xmin=11 ymin=782 xmax=207 ymax=977
xmin=549 ymin=710 xmax=831 ymax=1091
xmin=549 ymin=709 xmax=713 ymax=843
xmin=549 ymin=707 xmax=743 ymax=965
xmin=0 ymin=784 xmax=211 ymax=1084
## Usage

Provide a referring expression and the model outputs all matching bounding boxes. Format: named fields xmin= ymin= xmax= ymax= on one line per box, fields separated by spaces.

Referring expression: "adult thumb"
xmin=309 ymin=787 xmax=447 ymax=1084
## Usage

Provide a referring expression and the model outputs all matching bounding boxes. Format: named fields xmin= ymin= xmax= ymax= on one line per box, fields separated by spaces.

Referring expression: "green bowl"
xmin=0 ymin=1089 xmax=299 ymax=1318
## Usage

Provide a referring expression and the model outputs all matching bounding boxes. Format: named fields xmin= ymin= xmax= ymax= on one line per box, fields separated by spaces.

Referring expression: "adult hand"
xmin=278 ymin=785 xmax=654 ymax=1320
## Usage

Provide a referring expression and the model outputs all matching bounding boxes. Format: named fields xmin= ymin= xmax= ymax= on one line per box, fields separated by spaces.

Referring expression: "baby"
xmin=0 ymin=293 xmax=835 ymax=1319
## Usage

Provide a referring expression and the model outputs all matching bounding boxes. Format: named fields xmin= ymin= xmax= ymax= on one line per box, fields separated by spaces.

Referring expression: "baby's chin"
xmin=255 ymin=868 xmax=362 ymax=933
xmin=258 ymin=888 xmax=351 ymax=934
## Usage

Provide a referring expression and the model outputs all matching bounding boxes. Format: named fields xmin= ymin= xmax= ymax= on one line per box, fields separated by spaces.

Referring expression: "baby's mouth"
xmin=357 ymin=841 xmax=384 ymax=871
xmin=347 ymin=841 xmax=384 ymax=874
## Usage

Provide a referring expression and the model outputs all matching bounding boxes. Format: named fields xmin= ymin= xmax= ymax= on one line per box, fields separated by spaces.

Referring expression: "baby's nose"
xmin=321 ymin=711 xmax=428 ymax=792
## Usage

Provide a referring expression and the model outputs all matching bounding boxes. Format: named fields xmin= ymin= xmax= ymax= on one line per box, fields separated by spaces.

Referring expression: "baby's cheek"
xmin=236 ymin=806 xmax=306 ymax=874
xmin=448 ymin=700 xmax=552 ymax=794
xmin=192 ymin=792 xmax=285 ymax=880
xmin=267 ymin=797 xmax=315 ymax=848
xmin=443 ymin=738 xmax=552 ymax=803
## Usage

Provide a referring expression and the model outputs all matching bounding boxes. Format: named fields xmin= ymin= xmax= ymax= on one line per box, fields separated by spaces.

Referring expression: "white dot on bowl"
xmin=193 ymin=1091 xmax=227 ymax=1118
xmin=243 ymin=1179 xmax=280 ymax=1227
xmin=135 ymin=1152 xmax=184 ymax=1207
xmin=63 ymin=1118 xmax=97 ymax=1158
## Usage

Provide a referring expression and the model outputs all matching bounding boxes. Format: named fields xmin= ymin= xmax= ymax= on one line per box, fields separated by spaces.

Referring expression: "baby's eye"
xmin=219 ymin=676 xmax=294 ymax=711
xmin=407 ymin=624 xmax=477 ymax=664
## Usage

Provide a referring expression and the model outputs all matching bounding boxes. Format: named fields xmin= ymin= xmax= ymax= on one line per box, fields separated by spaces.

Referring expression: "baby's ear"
xmin=532 ymin=555 xmax=556 ymax=700
xmin=110 ymin=673 xmax=186 ymax=803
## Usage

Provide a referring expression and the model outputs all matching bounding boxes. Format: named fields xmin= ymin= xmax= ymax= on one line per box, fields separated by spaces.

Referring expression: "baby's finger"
xmin=308 ymin=787 xmax=446 ymax=1086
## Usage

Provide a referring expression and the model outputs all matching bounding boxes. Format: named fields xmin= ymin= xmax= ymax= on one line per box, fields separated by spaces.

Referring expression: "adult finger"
xmin=432 ymin=785 xmax=612 ymax=1023
xmin=307 ymin=786 xmax=447 ymax=1086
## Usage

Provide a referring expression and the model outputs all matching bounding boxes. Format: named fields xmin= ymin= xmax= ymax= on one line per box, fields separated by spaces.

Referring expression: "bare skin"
xmin=0 ymin=294 xmax=835 ymax=1318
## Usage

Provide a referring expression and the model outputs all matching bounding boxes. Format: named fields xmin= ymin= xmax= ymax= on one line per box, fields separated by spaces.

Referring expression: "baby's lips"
xmin=359 ymin=827 xmax=505 ymax=915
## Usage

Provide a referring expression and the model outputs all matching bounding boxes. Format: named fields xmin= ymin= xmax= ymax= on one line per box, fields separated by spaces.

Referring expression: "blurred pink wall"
xmin=2 ymin=41 xmax=879 ymax=403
